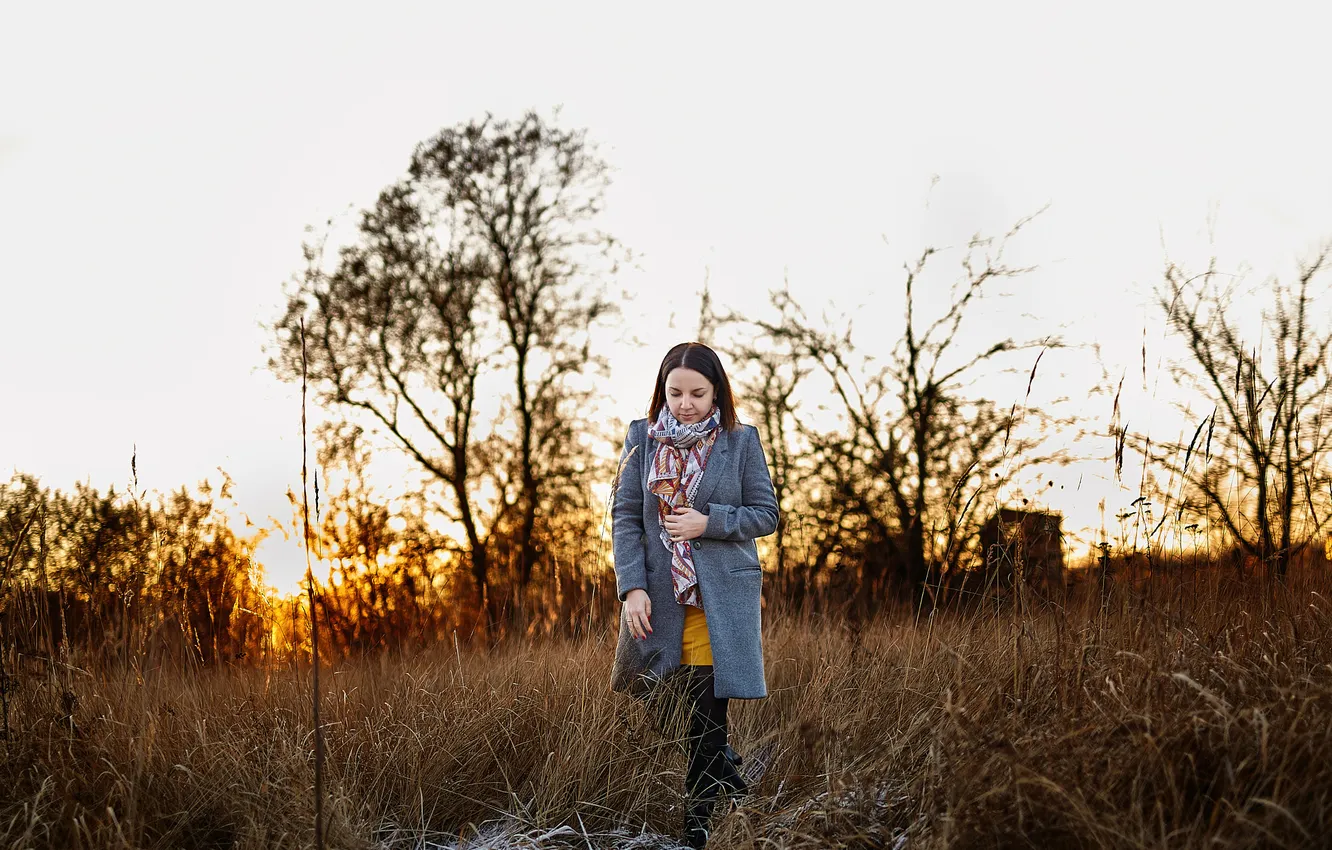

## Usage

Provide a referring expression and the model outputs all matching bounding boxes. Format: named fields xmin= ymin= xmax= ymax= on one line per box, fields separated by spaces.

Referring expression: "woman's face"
xmin=665 ymin=367 xmax=716 ymax=424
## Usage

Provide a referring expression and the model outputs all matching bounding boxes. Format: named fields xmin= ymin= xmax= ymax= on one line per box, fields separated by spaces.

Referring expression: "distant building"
xmin=979 ymin=508 xmax=1065 ymax=593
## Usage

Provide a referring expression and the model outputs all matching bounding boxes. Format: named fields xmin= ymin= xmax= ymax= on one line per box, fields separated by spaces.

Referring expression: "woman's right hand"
xmin=625 ymin=588 xmax=652 ymax=640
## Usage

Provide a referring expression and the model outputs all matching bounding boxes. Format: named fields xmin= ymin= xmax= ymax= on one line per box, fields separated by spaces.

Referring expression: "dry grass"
xmin=4 ymin=568 xmax=1332 ymax=849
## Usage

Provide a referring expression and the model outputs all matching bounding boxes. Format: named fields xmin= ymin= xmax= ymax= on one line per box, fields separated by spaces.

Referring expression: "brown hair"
xmin=647 ymin=342 xmax=739 ymax=430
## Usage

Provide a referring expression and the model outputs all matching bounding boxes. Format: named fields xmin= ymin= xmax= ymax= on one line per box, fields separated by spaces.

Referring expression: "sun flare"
xmin=253 ymin=533 xmax=311 ymax=598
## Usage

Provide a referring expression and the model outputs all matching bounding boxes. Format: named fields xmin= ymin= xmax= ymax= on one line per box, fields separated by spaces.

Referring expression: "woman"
xmin=609 ymin=341 xmax=780 ymax=848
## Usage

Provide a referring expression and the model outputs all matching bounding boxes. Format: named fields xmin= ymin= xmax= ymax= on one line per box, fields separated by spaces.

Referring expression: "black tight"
xmin=644 ymin=665 xmax=747 ymax=846
xmin=648 ymin=665 xmax=740 ymax=819
xmin=680 ymin=665 xmax=729 ymax=801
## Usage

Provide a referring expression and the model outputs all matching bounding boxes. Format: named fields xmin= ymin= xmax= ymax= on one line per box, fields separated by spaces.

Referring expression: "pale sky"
xmin=3 ymin=1 xmax=1331 ymax=589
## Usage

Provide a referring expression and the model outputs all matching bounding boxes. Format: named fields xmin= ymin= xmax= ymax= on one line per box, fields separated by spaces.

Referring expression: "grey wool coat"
xmin=609 ymin=418 xmax=780 ymax=699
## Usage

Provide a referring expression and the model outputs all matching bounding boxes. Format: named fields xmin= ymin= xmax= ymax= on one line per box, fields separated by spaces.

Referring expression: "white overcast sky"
xmin=3 ymin=1 xmax=1331 ymax=580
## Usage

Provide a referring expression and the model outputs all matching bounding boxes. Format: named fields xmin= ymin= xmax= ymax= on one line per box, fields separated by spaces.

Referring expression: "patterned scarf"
xmin=646 ymin=404 xmax=722 ymax=609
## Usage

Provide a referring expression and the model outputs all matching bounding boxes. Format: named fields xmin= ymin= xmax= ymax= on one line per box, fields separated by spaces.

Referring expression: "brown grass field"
xmin=3 ymin=565 xmax=1332 ymax=850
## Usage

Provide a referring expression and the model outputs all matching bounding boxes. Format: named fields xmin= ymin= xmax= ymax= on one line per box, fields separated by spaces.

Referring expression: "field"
xmin=3 ymin=569 xmax=1332 ymax=850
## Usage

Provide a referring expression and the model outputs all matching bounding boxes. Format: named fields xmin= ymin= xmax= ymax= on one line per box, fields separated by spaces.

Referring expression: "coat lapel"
xmin=689 ymin=427 xmax=732 ymax=509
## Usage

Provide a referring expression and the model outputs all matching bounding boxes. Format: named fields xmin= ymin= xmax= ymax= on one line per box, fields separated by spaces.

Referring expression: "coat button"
xmin=695 ymin=542 xmax=702 ymax=550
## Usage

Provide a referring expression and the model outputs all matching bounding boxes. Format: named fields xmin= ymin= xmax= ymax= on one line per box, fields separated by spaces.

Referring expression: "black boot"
xmin=685 ymin=740 xmax=737 ymax=846
xmin=683 ymin=746 xmax=722 ymax=846
xmin=682 ymin=794 xmax=714 ymax=848
xmin=717 ymin=745 xmax=748 ymax=799
xmin=681 ymin=666 xmax=730 ymax=846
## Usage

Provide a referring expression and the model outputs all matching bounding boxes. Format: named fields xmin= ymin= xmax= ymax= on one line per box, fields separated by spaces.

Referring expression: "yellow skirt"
xmin=681 ymin=604 xmax=713 ymax=666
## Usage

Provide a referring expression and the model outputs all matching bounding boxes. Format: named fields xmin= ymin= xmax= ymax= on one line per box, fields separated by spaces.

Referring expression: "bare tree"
xmin=744 ymin=212 xmax=1070 ymax=609
xmin=269 ymin=111 xmax=619 ymax=630
xmin=1150 ymin=247 xmax=1332 ymax=580
xmin=724 ymin=317 xmax=808 ymax=599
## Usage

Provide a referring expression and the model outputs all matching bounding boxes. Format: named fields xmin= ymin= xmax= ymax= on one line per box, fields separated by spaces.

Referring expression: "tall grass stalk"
xmin=301 ymin=316 xmax=326 ymax=850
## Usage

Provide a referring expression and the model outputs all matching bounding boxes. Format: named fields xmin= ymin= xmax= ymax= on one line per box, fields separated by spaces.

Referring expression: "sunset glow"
xmin=253 ymin=532 xmax=310 ymax=598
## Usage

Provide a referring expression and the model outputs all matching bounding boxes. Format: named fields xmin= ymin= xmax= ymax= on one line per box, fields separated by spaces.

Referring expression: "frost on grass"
xmin=375 ymin=820 xmax=692 ymax=850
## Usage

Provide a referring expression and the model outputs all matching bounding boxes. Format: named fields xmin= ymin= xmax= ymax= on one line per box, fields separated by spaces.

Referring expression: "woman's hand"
xmin=625 ymin=588 xmax=652 ymax=640
xmin=663 ymin=507 xmax=708 ymax=543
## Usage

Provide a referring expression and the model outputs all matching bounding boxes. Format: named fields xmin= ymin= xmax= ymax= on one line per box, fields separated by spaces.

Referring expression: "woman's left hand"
xmin=664 ymin=507 xmax=708 ymax=542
